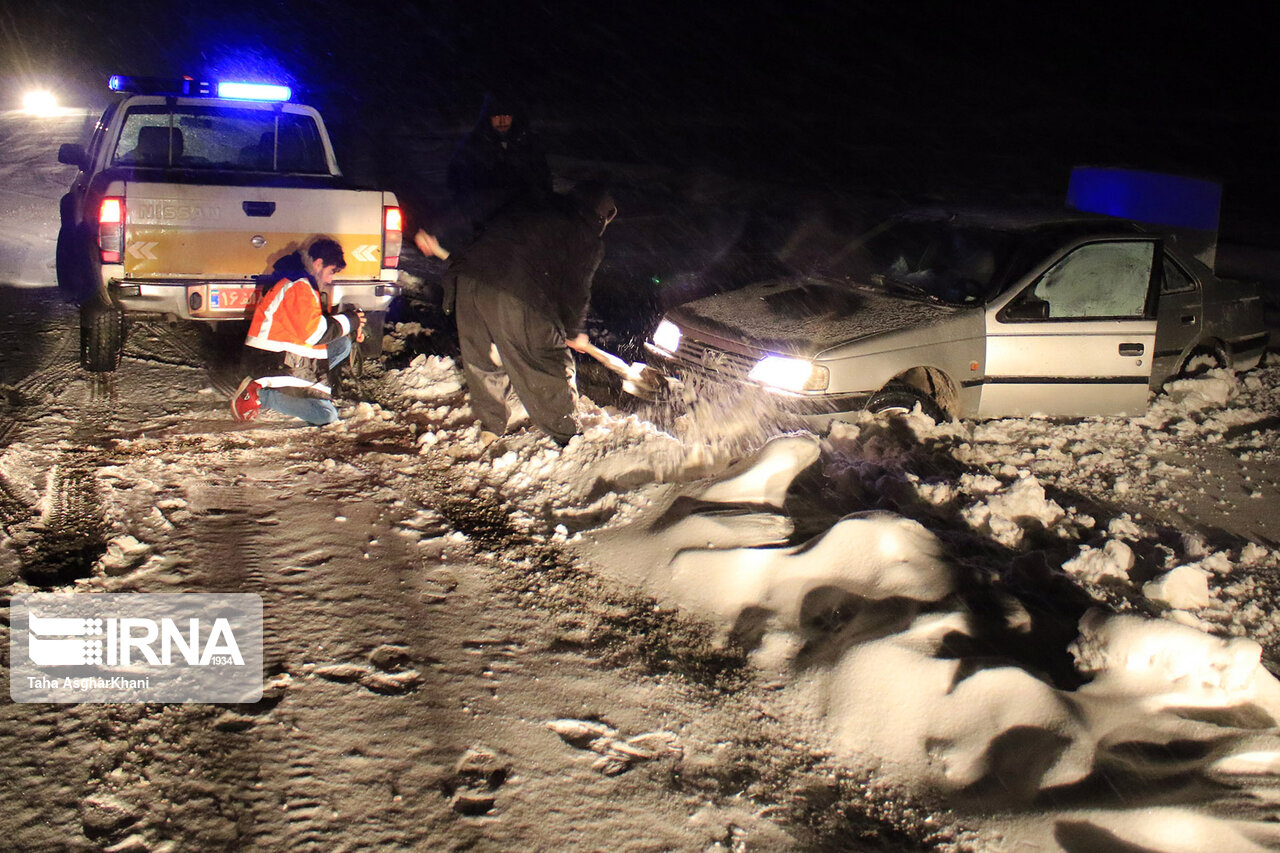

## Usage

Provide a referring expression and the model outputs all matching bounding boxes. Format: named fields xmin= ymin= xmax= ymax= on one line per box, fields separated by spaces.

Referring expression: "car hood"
xmin=668 ymin=275 xmax=964 ymax=355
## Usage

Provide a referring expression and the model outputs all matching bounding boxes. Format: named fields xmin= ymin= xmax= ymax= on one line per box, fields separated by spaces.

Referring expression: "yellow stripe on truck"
xmin=123 ymin=227 xmax=383 ymax=279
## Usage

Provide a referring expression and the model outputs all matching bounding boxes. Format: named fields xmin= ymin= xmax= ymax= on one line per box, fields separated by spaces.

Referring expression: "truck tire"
xmin=358 ymin=311 xmax=386 ymax=358
xmin=865 ymin=385 xmax=946 ymax=421
xmin=80 ymin=303 xmax=125 ymax=372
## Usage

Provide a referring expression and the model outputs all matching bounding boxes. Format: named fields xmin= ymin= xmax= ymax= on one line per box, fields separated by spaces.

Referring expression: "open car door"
xmin=979 ymin=238 xmax=1160 ymax=417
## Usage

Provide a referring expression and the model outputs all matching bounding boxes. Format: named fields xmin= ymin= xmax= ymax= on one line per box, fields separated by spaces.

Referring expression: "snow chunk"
xmin=1070 ymin=610 xmax=1275 ymax=706
xmin=384 ymin=354 xmax=465 ymax=401
xmin=1106 ymin=515 xmax=1144 ymax=540
xmin=1144 ymin=565 xmax=1212 ymax=610
xmin=961 ymin=475 xmax=1065 ymax=548
xmin=1241 ymin=542 xmax=1272 ymax=566
xmin=1062 ymin=540 xmax=1135 ymax=584
xmin=692 ymin=434 xmax=819 ymax=507
xmin=97 ymin=535 xmax=152 ymax=576
xmin=1162 ymin=371 xmax=1237 ymax=410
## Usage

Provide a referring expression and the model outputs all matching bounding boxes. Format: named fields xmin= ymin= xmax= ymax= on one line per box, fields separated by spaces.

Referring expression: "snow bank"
xmin=575 ymin=424 xmax=1280 ymax=833
xmin=667 ymin=510 xmax=952 ymax=627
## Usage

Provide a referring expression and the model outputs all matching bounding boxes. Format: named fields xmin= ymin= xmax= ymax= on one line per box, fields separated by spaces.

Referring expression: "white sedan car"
xmin=644 ymin=206 xmax=1268 ymax=424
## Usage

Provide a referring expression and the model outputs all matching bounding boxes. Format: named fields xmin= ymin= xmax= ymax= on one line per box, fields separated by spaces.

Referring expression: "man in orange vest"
xmin=230 ymin=237 xmax=366 ymax=424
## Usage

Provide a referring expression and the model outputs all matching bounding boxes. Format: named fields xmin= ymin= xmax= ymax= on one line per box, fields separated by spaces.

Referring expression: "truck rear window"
xmin=110 ymin=105 xmax=328 ymax=174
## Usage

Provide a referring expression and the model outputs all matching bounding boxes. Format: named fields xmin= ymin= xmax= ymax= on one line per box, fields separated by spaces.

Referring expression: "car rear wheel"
xmin=80 ymin=303 xmax=125 ymax=372
xmin=865 ymin=385 xmax=946 ymax=421
xmin=1178 ymin=345 xmax=1226 ymax=378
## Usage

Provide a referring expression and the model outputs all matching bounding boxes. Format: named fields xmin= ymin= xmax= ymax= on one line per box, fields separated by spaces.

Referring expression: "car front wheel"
xmin=865 ymin=385 xmax=946 ymax=421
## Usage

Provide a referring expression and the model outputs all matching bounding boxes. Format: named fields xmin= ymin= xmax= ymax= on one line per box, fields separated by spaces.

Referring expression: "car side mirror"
xmin=1002 ymin=295 xmax=1049 ymax=321
xmin=58 ymin=143 xmax=88 ymax=169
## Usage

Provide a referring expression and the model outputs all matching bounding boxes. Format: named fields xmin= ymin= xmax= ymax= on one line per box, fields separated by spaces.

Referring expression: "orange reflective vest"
xmin=246 ymin=277 xmax=352 ymax=359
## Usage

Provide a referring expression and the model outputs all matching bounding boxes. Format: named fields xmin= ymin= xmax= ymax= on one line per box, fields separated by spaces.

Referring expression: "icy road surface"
xmin=3 ymin=108 xmax=1280 ymax=852
xmin=0 ymin=109 xmax=90 ymax=286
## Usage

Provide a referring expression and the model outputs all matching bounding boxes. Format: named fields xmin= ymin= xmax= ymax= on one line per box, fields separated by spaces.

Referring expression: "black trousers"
xmin=454 ymin=275 xmax=579 ymax=443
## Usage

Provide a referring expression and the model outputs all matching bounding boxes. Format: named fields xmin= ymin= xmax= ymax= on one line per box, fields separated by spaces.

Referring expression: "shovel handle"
xmin=580 ymin=341 xmax=631 ymax=376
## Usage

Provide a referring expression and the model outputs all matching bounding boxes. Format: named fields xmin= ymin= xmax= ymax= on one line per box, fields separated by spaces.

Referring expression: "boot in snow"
xmin=231 ymin=377 xmax=262 ymax=421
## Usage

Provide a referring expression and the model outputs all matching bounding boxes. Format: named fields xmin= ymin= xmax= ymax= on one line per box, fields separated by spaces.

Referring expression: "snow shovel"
xmin=579 ymin=341 xmax=664 ymax=401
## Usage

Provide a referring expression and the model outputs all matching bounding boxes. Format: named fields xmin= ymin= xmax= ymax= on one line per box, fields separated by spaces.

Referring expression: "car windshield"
xmin=823 ymin=217 xmax=1020 ymax=306
xmin=110 ymin=105 xmax=328 ymax=173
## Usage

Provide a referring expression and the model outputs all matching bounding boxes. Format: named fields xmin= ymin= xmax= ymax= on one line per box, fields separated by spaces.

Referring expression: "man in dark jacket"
xmin=443 ymin=93 xmax=552 ymax=250
xmin=414 ymin=183 xmax=616 ymax=446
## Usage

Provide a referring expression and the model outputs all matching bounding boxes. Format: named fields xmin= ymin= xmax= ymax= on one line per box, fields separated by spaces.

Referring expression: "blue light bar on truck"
xmin=107 ymin=75 xmax=291 ymax=102
xmin=217 ymin=82 xmax=292 ymax=101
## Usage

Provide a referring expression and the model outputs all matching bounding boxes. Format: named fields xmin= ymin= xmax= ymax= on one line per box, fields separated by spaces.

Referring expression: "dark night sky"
xmin=3 ymin=1 xmax=1278 ymax=224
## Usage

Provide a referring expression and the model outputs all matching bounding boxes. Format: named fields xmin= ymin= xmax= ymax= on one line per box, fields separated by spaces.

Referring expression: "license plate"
xmin=209 ymin=285 xmax=257 ymax=310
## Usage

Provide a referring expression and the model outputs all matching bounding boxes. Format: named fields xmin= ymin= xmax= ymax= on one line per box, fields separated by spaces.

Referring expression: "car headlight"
xmin=651 ymin=319 xmax=682 ymax=354
xmin=748 ymin=355 xmax=830 ymax=393
xmin=22 ymin=90 xmax=58 ymax=115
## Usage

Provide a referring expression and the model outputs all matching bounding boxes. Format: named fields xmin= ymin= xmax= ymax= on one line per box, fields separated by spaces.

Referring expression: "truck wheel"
xmin=80 ymin=303 xmax=126 ymax=372
xmin=358 ymin=311 xmax=386 ymax=358
xmin=865 ymin=385 xmax=946 ymax=421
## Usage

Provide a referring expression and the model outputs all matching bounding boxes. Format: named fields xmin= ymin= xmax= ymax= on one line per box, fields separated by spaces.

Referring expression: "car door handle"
xmin=1181 ymin=314 xmax=1197 ymax=325
xmin=1119 ymin=343 xmax=1145 ymax=357
xmin=242 ymin=201 xmax=276 ymax=217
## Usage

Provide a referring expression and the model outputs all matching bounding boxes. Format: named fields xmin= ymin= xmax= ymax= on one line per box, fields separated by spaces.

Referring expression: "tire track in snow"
xmin=0 ymin=320 xmax=77 ymax=448
xmin=16 ymin=454 xmax=108 ymax=586
xmin=123 ymin=319 xmax=210 ymax=369
xmin=0 ymin=322 xmax=85 ymax=534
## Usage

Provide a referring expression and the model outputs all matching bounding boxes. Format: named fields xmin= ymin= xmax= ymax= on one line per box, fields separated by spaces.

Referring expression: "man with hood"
xmin=230 ymin=237 xmax=366 ymax=425
xmin=414 ymin=181 xmax=617 ymax=446
xmin=444 ymin=92 xmax=552 ymax=249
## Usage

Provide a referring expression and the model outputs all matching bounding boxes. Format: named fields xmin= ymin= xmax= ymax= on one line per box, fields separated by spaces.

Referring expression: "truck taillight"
xmin=99 ymin=197 xmax=124 ymax=264
xmin=382 ymin=206 xmax=402 ymax=268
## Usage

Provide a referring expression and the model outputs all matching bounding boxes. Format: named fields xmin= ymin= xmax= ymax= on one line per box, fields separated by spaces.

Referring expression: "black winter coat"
xmin=443 ymin=195 xmax=605 ymax=337
xmin=444 ymin=99 xmax=552 ymax=249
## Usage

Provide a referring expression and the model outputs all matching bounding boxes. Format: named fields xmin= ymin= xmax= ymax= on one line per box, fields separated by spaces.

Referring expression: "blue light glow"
xmin=1067 ymin=167 xmax=1221 ymax=231
xmin=216 ymin=82 xmax=291 ymax=102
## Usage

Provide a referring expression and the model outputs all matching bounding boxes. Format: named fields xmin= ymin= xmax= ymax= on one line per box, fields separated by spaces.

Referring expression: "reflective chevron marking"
xmin=127 ymin=242 xmax=159 ymax=260
xmin=349 ymin=244 xmax=380 ymax=262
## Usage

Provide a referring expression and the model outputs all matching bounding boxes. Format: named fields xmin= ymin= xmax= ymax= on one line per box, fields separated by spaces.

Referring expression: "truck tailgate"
xmin=123 ymin=184 xmax=387 ymax=280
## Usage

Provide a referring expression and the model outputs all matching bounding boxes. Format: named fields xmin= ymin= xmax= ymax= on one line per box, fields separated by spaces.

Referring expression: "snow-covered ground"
xmin=3 ymin=108 xmax=1280 ymax=851
xmin=371 ymin=340 xmax=1280 ymax=851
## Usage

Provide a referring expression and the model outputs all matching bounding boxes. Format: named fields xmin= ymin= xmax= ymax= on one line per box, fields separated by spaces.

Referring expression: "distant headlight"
xmin=22 ymin=90 xmax=58 ymax=115
xmin=748 ymin=355 xmax=830 ymax=393
xmin=651 ymin=319 xmax=682 ymax=354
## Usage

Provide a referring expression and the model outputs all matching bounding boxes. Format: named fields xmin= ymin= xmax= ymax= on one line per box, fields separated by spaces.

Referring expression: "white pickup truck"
xmin=56 ymin=75 xmax=402 ymax=371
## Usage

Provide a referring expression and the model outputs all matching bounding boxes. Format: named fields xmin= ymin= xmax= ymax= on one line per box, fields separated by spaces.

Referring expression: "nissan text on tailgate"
xmin=56 ymin=75 xmax=402 ymax=371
